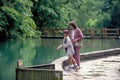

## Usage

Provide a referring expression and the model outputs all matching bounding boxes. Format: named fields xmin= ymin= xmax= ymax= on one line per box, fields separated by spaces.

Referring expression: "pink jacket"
xmin=69 ymin=27 xmax=83 ymax=45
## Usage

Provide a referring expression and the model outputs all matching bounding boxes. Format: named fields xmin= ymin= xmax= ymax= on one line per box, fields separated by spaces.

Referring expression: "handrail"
xmin=41 ymin=28 xmax=120 ymax=39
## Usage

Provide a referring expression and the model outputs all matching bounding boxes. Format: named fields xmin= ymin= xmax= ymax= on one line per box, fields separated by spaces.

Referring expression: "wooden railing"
xmin=41 ymin=28 xmax=120 ymax=39
xmin=82 ymin=28 xmax=120 ymax=39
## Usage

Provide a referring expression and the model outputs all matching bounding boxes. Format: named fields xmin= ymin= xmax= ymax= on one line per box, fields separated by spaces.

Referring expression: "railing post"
xmin=17 ymin=60 xmax=23 ymax=67
xmin=90 ymin=28 xmax=94 ymax=38
xmin=117 ymin=28 xmax=119 ymax=38
xmin=16 ymin=60 xmax=23 ymax=80
xmin=104 ymin=28 xmax=107 ymax=38
xmin=102 ymin=28 xmax=104 ymax=38
xmin=86 ymin=28 xmax=89 ymax=38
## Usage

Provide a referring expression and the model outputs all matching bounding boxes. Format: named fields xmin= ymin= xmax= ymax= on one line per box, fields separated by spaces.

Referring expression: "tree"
xmin=32 ymin=0 xmax=61 ymax=29
xmin=0 ymin=0 xmax=120 ymax=41
xmin=111 ymin=0 xmax=120 ymax=28
xmin=0 ymin=0 xmax=41 ymax=41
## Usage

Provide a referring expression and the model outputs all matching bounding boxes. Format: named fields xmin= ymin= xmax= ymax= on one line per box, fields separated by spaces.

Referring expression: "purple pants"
xmin=73 ymin=47 xmax=80 ymax=66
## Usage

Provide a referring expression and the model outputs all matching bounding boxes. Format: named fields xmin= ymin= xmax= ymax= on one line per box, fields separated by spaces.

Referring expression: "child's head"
xmin=63 ymin=30 xmax=69 ymax=37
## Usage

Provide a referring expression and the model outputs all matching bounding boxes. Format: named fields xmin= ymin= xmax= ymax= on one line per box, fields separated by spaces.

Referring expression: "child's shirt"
xmin=62 ymin=36 xmax=75 ymax=56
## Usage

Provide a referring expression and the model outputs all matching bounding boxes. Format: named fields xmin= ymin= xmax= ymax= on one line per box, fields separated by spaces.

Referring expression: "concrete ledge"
xmin=52 ymin=48 xmax=120 ymax=70
xmin=52 ymin=48 xmax=120 ymax=80
xmin=81 ymin=48 xmax=120 ymax=61
xmin=52 ymin=48 xmax=120 ymax=71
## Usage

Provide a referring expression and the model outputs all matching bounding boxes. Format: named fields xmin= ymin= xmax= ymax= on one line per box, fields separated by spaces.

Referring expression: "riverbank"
xmin=52 ymin=48 xmax=120 ymax=80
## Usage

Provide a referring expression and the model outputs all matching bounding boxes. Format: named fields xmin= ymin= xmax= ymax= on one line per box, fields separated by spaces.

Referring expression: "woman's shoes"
xmin=64 ymin=65 xmax=80 ymax=72
xmin=74 ymin=65 xmax=80 ymax=72
xmin=76 ymin=66 xmax=80 ymax=69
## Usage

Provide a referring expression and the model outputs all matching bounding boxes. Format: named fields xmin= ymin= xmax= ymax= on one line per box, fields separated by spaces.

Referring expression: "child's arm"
xmin=57 ymin=37 xmax=72 ymax=50
xmin=56 ymin=44 xmax=63 ymax=50
xmin=56 ymin=37 xmax=65 ymax=50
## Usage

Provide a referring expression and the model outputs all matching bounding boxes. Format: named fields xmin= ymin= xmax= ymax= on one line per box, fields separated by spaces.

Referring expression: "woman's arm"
xmin=74 ymin=28 xmax=83 ymax=42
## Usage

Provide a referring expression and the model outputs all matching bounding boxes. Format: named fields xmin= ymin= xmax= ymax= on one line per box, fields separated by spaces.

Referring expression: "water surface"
xmin=0 ymin=39 xmax=120 ymax=80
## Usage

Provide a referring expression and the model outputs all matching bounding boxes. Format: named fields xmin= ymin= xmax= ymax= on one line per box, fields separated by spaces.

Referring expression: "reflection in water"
xmin=0 ymin=39 xmax=120 ymax=80
xmin=33 ymin=39 xmax=64 ymax=65
xmin=19 ymin=39 xmax=42 ymax=66
xmin=81 ymin=39 xmax=120 ymax=53
xmin=0 ymin=39 xmax=42 ymax=80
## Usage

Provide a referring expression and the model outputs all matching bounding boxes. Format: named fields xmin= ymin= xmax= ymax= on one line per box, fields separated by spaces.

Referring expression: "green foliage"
xmin=111 ymin=0 xmax=120 ymax=28
xmin=0 ymin=11 xmax=8 ymax=30
xmin=0 ymin=0 xmax=41 ymax=41
xmin=32 ymin=0 xmax=61 ymax=28
xmin=32 ymin=0 xmax=115 ymax=29
xmin=0 ymin=0 xmax=120 ymax=41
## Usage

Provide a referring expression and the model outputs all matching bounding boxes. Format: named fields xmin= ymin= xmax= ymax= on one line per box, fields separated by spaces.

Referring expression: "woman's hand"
xmin=74 ymin=39 xmax=77 ymax=43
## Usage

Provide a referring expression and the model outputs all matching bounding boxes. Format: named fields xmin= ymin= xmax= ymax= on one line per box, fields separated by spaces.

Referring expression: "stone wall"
xmin=81 ymin=48 xmax=120 ymax=61
xmin=52 ymin=48 xmax=120 ymax=71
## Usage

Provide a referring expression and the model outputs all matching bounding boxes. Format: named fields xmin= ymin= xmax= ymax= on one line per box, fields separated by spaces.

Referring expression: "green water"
xmin=0 ymin=39 xmax=120 ymax=80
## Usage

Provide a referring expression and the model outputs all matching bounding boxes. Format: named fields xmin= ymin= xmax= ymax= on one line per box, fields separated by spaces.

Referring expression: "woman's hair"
xmin=69 ymin=21 xmax=78 ymax=29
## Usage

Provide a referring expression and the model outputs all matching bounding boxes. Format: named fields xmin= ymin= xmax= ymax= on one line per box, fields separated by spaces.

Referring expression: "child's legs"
xmin=69 ymin=56 xmax=73 ymax=65
xmin=69 ymin=55 xmax=77 ymax=65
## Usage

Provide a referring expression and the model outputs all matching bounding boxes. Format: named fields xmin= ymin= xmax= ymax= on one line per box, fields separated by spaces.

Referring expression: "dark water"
xmin=0 ymin=39 xmax=120 ymax=80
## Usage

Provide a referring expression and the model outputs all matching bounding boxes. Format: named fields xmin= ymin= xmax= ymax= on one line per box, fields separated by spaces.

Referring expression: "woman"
xmin=69 ymin=21 xmax=83 ymax=69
